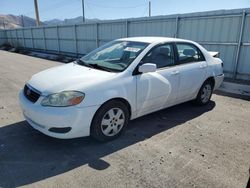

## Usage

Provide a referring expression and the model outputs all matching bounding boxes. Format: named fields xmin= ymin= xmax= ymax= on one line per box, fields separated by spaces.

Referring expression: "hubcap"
xmin=201 ymin=84 xmax=212 ymax=103
xmin=101 ymin=108 xmax=125 ymax=136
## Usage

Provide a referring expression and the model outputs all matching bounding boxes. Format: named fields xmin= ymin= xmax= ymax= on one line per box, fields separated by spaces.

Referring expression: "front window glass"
xmin=142 ymin=44 xmax=175 ymax=68
xmin=80 ymin=41 xmax=149 ymax=72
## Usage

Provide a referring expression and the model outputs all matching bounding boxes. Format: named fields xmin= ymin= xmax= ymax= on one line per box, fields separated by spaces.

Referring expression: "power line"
xmin=141 ymin=5 xmax=149 ymax=17
xmin=21 ymin=0 xmax=79 ymax=18
xmin=85 ymin=1 xmax=147 ymax=9
xmin=47 ymin=5 xmax=85 ymax=22
xmin=15 ymin=0 xmax=151 ymax=23
xmin=85 ymin=0 xmax=149 ymax=19
xmin=85 ymin=2 xmax=97 ymax=19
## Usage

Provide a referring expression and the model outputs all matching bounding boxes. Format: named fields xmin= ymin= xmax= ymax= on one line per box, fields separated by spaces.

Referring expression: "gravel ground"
xmin=0 ymin=50 xmax=250 ymax=188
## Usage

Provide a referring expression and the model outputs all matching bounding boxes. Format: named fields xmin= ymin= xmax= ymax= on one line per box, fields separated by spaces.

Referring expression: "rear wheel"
xmin=194 ymin=80 xmax=213 ymax=105
xmin=91 ymin=100 xmax=129 ymax=142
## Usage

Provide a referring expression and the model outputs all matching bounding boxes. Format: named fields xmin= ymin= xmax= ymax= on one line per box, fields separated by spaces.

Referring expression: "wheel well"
xmin=205 ymin=77 xmax=215 ymax=88
xmin=98 ymin=98 xmax=132 ymax=119
xmin=109 ymin=98 xmax=131 ymax=118
xmin=90 ymin=98 xmax=132 ymax=135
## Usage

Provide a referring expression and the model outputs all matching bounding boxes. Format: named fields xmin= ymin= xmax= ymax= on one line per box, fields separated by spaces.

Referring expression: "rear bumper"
xmin=214 ymin=74 xmax=224 ymax=90
xmin=19 ymin=90 xmax=100 ymax=139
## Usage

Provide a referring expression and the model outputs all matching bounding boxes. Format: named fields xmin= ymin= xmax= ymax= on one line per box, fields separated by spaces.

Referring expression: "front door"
xmin=135 ymin=43 xmax=180 ymax=116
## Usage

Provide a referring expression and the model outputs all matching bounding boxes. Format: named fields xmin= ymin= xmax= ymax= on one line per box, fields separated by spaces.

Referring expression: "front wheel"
xmin=90 ymin=100 xmax=129 ymax=142
xmin=194 ymin=80 xmax=213 ymax=105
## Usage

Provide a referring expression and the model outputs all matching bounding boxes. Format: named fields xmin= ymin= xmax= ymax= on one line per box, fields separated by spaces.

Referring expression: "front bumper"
xmin=214 ymin=74 xmax=224 ymax=90
xmin=19 ymin=90 xmax=100 ymax=139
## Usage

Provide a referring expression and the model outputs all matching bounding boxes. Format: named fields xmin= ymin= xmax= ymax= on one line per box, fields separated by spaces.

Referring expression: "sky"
xmin=0 ymin=0 xmax=250 ymax=21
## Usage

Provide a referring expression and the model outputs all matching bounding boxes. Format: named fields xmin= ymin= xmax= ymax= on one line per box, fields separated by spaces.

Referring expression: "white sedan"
xmin=19 ymin=37 xmax=224 ymax=141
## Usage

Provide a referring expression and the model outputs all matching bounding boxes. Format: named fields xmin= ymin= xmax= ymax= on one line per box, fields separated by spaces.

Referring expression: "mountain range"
xmin=0 ymin=14 xmax=99 ymax=29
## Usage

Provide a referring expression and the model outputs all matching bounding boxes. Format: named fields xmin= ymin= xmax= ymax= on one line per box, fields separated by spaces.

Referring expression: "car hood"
xmin=28 ymin=62 xmax=116 ymax=94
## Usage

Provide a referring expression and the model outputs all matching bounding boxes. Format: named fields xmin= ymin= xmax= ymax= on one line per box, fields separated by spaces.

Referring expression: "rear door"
xmin=175 ymin=42 xmax=207 ymax=102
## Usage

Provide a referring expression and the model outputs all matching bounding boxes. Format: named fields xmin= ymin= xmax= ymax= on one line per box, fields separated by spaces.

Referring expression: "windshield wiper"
xmin=76 ymin=59 xmax=94 ymax=68
xmin=76 ymin=59 xmax=116 ymax=72
xmin=88 ymin=63 xmax=113 ymax=72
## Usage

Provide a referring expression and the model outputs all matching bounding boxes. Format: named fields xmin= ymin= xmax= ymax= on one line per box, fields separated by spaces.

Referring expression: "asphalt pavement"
xmin=0 ymin=50 xmax=249 ymax=188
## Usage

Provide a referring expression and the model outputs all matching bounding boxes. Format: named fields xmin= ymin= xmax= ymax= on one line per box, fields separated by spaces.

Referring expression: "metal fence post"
xmin=56 ymin=26 xmax=60 ymax=54
xmin=125 ymin=20 xmax=129 ymax=37
xmin=31 ymin=28 xmax=34 ymax=48
xmin=5 ymin=31 xmax=8 ymax=45
xmin=96 ymin=23 xmax=99 ymax=48
xmin=15 ymin=29 xmax=18 ymax=47
xmin=174 ymin=16 xmax=179 ymax=38
xmin=42 ymin=27 xmax=47 ymax=51
xmin=9 ymin=31 xmax=12 ymax=46
xmin=74 ymin=24 xmax=78 ymax=57
xmin=22 ymin=29 xmax=26 ymax=48
xmin=233 ymin=10 xmax=246 ymax=80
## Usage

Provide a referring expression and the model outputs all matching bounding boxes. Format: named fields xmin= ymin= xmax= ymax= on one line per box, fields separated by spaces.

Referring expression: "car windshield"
xmin=79 ymin=41 xmax=149 ymax=72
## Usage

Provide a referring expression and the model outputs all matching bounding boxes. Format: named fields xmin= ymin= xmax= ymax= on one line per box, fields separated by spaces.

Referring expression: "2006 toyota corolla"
xmin=19 ymin=37 xmax=224 ymax=141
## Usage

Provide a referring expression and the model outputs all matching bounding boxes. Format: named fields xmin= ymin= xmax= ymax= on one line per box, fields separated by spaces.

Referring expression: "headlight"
xmin=41 ymin=91 xmax=85 ymax=107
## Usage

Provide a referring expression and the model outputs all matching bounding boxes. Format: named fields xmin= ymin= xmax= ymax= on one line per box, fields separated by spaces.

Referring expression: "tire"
xmin=194 ymin=80 xmax=213 ymax=106
xmin=90 ymin=100 xmax=130 ymax=142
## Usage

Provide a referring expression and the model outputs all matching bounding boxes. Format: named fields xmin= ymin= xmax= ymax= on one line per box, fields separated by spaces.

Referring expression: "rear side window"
xmin=176 ymin=43 xmax=205 ymax=64
xmin=142 ymin=43 xmax=175 ymax=68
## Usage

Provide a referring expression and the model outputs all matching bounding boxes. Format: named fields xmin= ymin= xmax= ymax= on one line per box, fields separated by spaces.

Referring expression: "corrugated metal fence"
xmin=0 ymin=8 xmax=250 ymax=80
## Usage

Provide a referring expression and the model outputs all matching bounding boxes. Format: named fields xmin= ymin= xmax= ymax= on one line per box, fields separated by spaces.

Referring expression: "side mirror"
xmin=138 ymin=63 xmax=157 ymax=73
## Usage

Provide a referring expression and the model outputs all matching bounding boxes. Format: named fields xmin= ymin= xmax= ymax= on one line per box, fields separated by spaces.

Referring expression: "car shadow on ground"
xmin=0 ymin=101 xmax=215 ymax=187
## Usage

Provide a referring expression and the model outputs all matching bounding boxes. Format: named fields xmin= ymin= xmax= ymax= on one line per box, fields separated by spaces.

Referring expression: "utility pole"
xmin=149 ymin=1 xmax=151 ymax=17
xmin=82 ymin=0 xmax=85 ymax=22
xmin=2 ymin=18 xmax=5 ymax=29
xmin=34 ymin=0 xmax=40 ymax=26
xmin=21 ymin=15 xmax=24 ymax=27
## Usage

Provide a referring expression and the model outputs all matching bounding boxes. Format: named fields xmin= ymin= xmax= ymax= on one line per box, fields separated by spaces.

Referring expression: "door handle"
xmin=171 ymin=70 xmax=179 ymax=75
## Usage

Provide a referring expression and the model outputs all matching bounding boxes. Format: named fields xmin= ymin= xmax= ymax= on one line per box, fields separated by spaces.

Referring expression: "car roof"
xmin=117 ymin=37 xmax=192 ymax=44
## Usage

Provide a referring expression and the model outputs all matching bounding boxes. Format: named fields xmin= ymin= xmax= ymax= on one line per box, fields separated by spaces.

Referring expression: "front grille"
xmin=23 ymin=84 xmax=41 ymax=103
